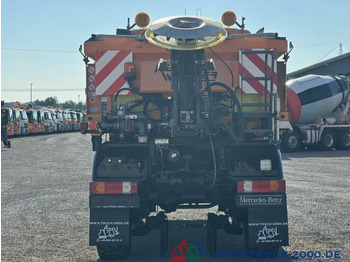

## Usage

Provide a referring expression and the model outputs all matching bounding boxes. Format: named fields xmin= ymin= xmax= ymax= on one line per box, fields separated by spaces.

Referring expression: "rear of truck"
xmin=81 ymin=11 xmax=290 ymax=260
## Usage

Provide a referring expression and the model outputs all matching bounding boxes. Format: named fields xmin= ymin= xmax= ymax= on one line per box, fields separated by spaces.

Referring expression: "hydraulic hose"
xmin=114 ymin=87 xmax=137 ymax=113
xmin=208 ymin=135 xmax=217 ymax=188
xmin=208 ymin=81 xmax=243 ymax=141
xmin=114 ymin=87 xmax=163 ymax=120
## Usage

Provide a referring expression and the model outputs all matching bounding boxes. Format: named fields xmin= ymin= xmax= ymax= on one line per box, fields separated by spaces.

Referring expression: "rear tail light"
xmin=237 ymin=180 xmax=285 ymax=193
xmin=90 ymin=182 xmax=138 ymax=194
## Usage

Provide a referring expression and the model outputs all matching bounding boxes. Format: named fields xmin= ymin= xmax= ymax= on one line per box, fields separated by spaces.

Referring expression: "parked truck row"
xmin=1 ymin=102 xmax=85 ymax=137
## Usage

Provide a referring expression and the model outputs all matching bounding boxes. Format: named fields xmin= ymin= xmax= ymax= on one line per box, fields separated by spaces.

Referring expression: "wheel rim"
xmin=324 ymin=134 xmax=334 ymax=147
xmin=343 ymin=134 xmax=350 ymax=146
xmin=288 ymin=135 xmax=298 ymax=149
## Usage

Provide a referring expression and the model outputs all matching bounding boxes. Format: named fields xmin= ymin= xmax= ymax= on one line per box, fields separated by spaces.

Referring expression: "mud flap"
xmin=89 ymin=195 xmax=139 ymax=246
xmin=246 ymin=207 xmax=289 ymax=248
xmin=90 ymin=208 xmax=130 ymax=246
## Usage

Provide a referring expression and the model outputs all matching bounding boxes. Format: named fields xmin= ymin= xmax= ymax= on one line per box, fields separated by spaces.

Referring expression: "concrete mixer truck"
xmin=80 ymin=11 xmax=291 ymax=260
xmin=280 ymin=74 xmax=350 ymax=152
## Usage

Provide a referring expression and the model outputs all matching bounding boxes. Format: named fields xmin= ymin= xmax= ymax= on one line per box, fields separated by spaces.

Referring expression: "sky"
xmin=1 ymin=0 xmax=350 ymax=103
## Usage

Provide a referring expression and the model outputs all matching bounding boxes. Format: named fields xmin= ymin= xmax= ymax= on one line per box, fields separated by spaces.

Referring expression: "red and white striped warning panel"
xmin=95 ymin=50 xmax=133 ymax=96
xmin=239 ymin=49 xmax=277 ymax=94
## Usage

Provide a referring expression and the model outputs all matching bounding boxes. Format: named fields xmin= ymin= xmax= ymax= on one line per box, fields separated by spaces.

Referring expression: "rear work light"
xmin=237 ymin=180 xmax=285 ymax=193
xmin=88 ymin=122 xmax=98 ymax=130
xmin=79 ymin=122 xmax=99 ymax=132
xmin=90 ymin=181 xmax=138 ymax=194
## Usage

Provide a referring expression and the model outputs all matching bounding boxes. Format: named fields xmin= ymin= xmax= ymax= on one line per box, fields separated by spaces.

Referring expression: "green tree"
xmin=33 ymin=99 xmax=45 ymax=106
xmin=76 ymin=101 xmax=85 ymax=111
xmin=32 ymin=96 xmax=85 ymax=110
xmin=44 ymin=97 xmax=58 ymax=107
xmin=61 ymin=100 xmax=76 ymax=109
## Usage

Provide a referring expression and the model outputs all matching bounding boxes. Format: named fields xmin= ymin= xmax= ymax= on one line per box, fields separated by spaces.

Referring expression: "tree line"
xmin=33 ymin=96 xmax=85 ymax=111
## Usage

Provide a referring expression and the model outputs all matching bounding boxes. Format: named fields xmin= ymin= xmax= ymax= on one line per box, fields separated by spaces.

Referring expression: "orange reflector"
xmin=124 ymin=62 xmax=135 ymax=73
xmin=237 ymin=180 xmax=285 ymax=193
xmin=89 ymin=122 xmax=98 ymax=130
xmin=90 ymin=182 xmax=138 ymax=194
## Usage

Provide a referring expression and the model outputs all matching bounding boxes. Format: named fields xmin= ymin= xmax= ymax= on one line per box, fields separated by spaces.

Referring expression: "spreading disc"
xmin=145 ymin=16 xmax=227 ymax=50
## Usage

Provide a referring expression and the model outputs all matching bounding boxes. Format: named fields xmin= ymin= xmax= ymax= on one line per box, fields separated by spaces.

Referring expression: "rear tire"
xmin=97 ymin=245 xmax=131 ymax=260
xmin=281 ymin=131 xmax=301 ymax=153
xmin=319 ymin=129 xmax=336 ymax=151
xmin=335 ymin=131 xmax=350 ymax=150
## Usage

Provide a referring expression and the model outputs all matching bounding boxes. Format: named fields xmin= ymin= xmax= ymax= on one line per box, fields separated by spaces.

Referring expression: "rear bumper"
xmin=89 ymin=194 xmax=140 ymax=209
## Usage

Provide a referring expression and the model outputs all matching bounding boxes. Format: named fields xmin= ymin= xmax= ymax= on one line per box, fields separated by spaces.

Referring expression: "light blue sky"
xmin=1 ymin=0 xmax=350 ymax=103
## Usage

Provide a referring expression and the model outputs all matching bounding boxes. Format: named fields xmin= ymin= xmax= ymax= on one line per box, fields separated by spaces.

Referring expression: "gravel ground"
xmin=1 ymin=133 xmax=350 ymax=261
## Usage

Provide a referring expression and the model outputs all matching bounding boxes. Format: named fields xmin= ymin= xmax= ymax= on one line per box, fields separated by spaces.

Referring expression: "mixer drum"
xmin=286 ymin=75 xmax=349 ymax=124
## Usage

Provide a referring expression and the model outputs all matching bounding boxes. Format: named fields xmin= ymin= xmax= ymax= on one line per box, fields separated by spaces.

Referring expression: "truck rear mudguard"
xmin=236 ymin=194 xmax=289 ymax=249
xmin=89 ymin=194 xmax=139 ymax=246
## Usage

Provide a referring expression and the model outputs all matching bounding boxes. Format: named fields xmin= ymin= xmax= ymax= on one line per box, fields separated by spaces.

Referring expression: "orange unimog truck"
xmin=26 ymin=109 xmax=38 ymax=134
xmin=81 ymin=11 xmax=291 ymax=260
xmin=12 ymin=109 xmax=21 ymax=135
xmin=55 ymin=109 xmax=66 ymax=131
xmin=62 ymin=110 xmax=72 ymax=131
xmin=70 ymin=111 xmax=79 ymax=130
xmin=36 ymin=110 xmax=45 ymax=133
xmin=76 ymin=112 xmax=85 ymax=130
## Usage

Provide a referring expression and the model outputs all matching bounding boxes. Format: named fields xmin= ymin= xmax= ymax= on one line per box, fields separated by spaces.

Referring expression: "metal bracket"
xmin=207 ymin=213 xmax=243 ymax=256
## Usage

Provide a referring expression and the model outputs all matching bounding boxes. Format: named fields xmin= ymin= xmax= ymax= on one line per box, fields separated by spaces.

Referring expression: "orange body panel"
xmin=83 ymin=27 xmax=288 ymax=126
xmin=279 ymin=112 xmax=290 ymax=121
xmin=63 ymin=116 xmax=69 ymax=125
xmin=84 ymin=30 xmax=287 ymax=95
xmin=6 ymin=124 xmax=14 ymax=136
xmin=28 ymin=123 xmax=38 ymax=134
xmin=13 ymin=124 xmax=20 ymax=135
xmin=38 ymin=123 xmax=45 ymax=133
